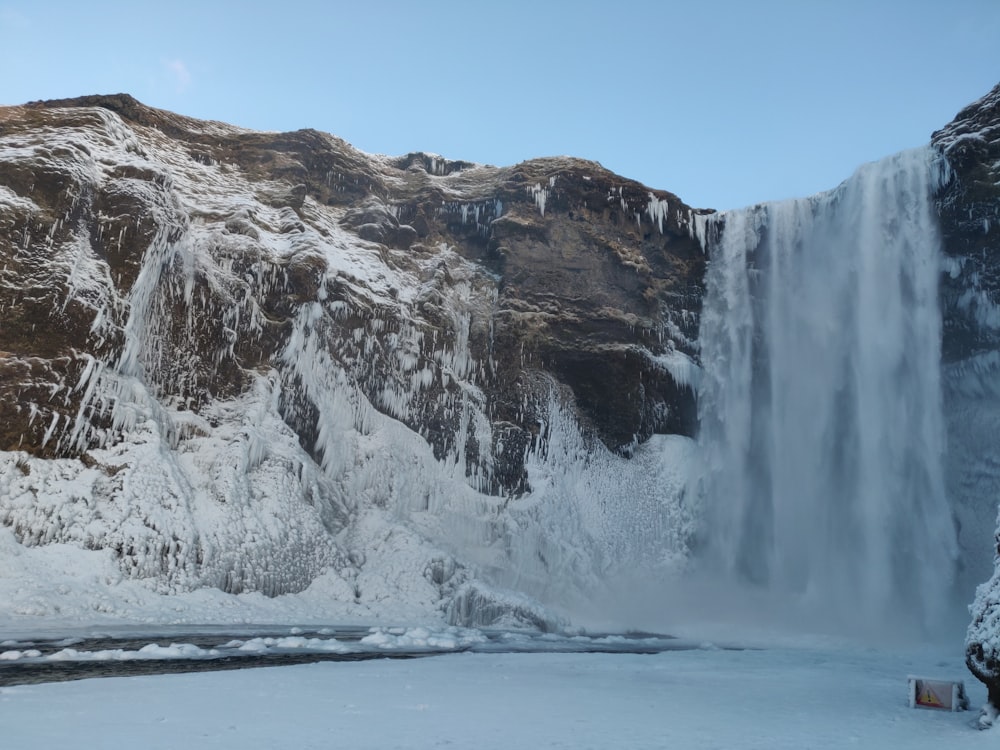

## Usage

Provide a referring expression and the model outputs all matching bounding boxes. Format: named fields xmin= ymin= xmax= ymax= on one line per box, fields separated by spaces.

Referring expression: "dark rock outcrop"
xmin=933 ymin=82 xmax=1000 ymax=715
xmin=934 ymin=82 xmax=1000 ymax=363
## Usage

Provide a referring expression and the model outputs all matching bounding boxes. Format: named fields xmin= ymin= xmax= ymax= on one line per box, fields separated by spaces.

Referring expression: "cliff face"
xmin=6 ymin=85 xmax=1000 ymax=641
xmin=1 ymin=95 xmax=705 ymax=473
xmin=935 ymin=83 xmax=1000 ymax=363
xmin=932 ymin=83 xmax=1000 ymax=713
xmin=0 ymin=95 xmax=703 ymax=622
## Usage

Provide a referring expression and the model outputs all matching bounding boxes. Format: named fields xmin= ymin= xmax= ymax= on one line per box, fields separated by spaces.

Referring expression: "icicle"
xmin=526 ymin=184 xmax=548 ymax=217
xmin=645 ymin=194 xmax=669 ymax=234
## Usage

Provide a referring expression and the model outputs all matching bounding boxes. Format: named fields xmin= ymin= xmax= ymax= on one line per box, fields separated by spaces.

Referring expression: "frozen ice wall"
xmin=695 ymin=147 xmax=958 ymax=630
xmin=0 ymin=105 xmax=698 ymax=626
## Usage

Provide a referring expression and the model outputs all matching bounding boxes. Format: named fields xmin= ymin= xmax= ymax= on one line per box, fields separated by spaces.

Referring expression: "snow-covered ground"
xmin=0 ymin=637 xmax=990 ymax=749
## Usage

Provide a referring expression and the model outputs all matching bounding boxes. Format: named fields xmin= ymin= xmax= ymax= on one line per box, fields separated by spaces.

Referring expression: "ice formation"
xmin=526 ymin=183 xmax=548 ymax=216
xmin=5 ymin=93 xmax=990 ymax=638
xmin=0 ymin=102 xmax=695 ymax=627
xmin=645 ymin=194 xmax=669 ymax=234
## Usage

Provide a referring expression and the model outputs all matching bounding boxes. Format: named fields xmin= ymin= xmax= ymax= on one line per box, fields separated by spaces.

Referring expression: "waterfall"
xmin=696 ymin=147 xmax=958 ymax=628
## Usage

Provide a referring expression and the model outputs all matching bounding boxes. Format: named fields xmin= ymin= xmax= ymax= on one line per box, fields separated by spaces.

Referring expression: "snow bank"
xmin=0 ymin=643 xmax=987 ymax=749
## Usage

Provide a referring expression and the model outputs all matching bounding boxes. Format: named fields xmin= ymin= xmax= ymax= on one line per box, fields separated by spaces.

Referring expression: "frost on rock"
xmin=968 ymin=532 xmax=1000 ymax=710
xmin=935 ymin=82 xmax=1000 ymax=701
xmin=0 ymin=98 xmax=701 ymax=627
xmin=447 ymin=581 xmax=567 ymax=632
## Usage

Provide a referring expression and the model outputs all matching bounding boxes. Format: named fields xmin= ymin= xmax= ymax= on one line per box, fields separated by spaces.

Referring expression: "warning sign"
xmin=915 ymin=681 xmax=946 ymax=708
xmin=908 ymin=677 xmax=969 ymax=712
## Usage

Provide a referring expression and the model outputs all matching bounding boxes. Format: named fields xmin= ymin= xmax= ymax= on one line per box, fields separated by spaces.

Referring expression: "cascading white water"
xmin=696 ymin=147 xmax=958 ymax=628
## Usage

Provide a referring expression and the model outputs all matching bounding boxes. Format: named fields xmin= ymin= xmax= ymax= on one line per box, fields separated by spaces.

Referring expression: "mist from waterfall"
xmin=695 ymin=147 xmax=958 ymax=632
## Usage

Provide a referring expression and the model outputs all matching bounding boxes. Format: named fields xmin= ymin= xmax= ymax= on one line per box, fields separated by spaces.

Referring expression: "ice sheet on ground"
xmin=0 ymin=626 xmax=691 ymax=663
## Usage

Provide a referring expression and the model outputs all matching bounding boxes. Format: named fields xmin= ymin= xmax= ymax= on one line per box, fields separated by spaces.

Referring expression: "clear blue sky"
xmin=2 ymin=0 xmax=998 ymax=210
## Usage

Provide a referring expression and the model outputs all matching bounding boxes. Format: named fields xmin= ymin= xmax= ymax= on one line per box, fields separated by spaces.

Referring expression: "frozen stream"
xmin=0 ymin=625 xmax=712 ymax=687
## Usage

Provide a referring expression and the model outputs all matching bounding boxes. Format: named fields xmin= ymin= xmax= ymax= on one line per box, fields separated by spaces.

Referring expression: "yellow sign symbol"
xmin=917 ymin=684 xmax=944 ymax=707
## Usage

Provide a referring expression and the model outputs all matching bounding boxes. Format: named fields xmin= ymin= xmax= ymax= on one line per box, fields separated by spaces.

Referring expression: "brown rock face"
xmin=0 ymin=94 xmax=704 ymax=497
